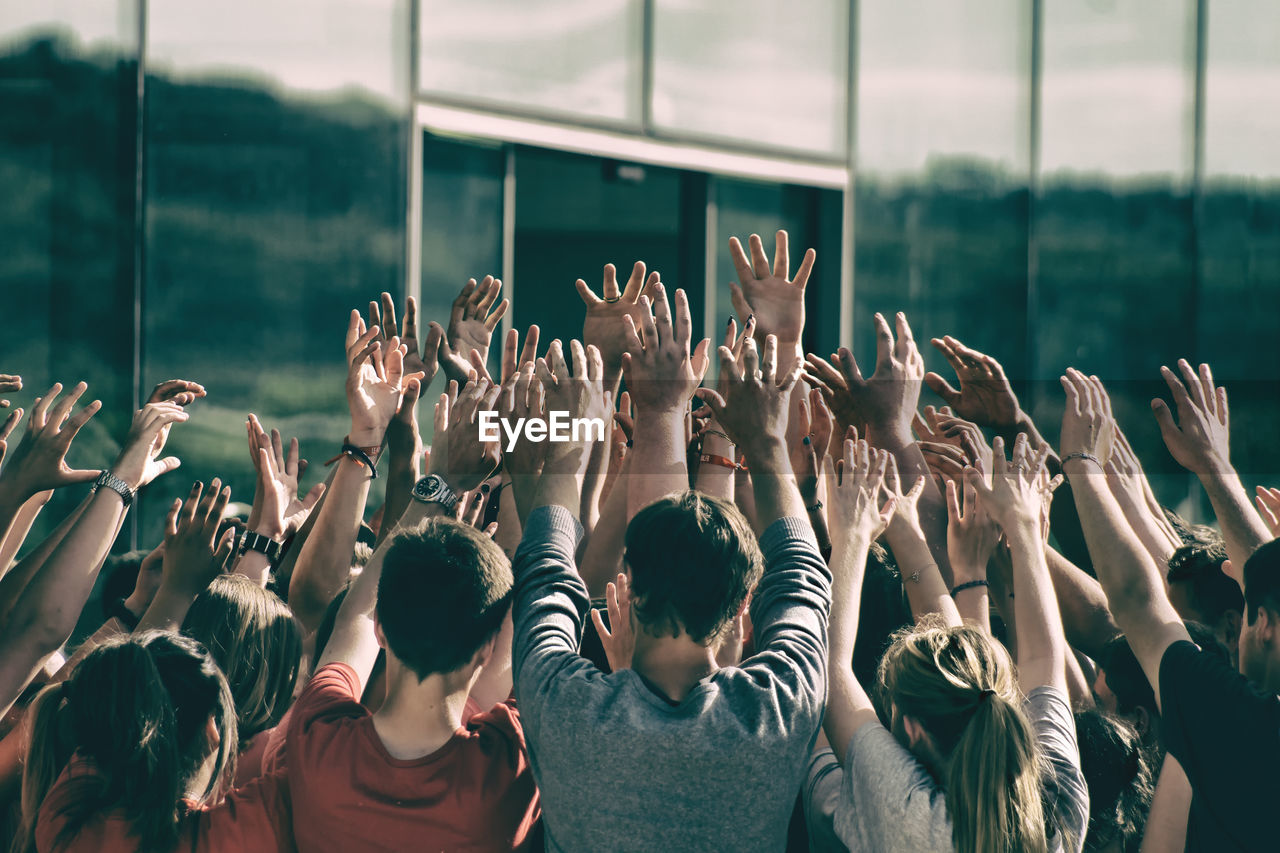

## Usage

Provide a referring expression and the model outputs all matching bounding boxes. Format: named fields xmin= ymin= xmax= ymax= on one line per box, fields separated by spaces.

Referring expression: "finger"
xmin=923 ymin=372 xmax=962 ymax=406
xmin=183 ymin=481 xmax=204 ymax=525
xmin=894 ymin=312 xmax=915 ymax=362
xmin=638 ymin=295 xmax=659 ymax=352
xmin=380 ymin=292 xmax=399 ymax=339
xmin=1176 ymin=359 xmax=1205 ymax=410
xmin=575 ymin=277 xmax=603 ymax=306
xmin=946 ymin=478 xmax=961 ymax=523
xmin=747 ymin=233 xmax=771 ymax=279
xmin=31 ymin=383 xmax=62 ymax=429
xmin=836 ymin=348 xmax=864 ymax=386
xmin=727 ymin=236 xmax=754 ymax=286
xmin=301 ymin=481 xmax=326 ymax=511
xmin=485 ymin=298 xmax=509 ymax=332
xmin=772 ymin=229 xmax=790 ymax=280
xmin=794 ymin=247 xmax=816 ymax=290
xmin=872 ymin=313 xmax=894 ymax=372
xmin=1198 ymin=362 xmax=1216 ymax=418
xmin=727 ymin=281 xmax=754 ymax=326
xmin=165 ymin=498 xmax=182 ymax=539
xmin=693 ymin=388 xmax=727 ymax=421
xmin=761 ymin=335 xmax=778 ymax=384
xmin=620 ymin=261 xmax=646 ymax=301
xmin=402 ymin=295 xmax=419 ymax=345
xmin=673 ymin=288 xmax=692 ymax=348
xmin=0 ymin=408 xmax=21 ymax=442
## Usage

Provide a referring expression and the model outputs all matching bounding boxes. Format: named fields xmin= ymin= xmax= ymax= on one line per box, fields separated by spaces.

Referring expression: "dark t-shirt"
xmin=1159 ymin=640 xmax=1280 ymax=852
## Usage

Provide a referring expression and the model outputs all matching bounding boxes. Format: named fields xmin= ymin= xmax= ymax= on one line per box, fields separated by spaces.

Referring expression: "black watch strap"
xmin=241 ymin=531 xmax=284 ymax=563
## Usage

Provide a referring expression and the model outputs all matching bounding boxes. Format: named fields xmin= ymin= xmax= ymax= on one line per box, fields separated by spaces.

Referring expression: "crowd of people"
xmin=0 ymin=230 xmax=1277 ymax=852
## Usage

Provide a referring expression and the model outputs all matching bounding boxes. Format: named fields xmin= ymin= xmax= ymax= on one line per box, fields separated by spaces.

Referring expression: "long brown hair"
xmin=15 ymin=632 xmax=237 ymax=853
xmin=182 ymin=574 xmax=302 ymax=743
xmin=878 ymin=622 xmax=1050 ymax=853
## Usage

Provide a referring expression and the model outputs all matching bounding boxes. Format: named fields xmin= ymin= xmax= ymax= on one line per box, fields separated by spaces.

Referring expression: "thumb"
xmin=924 ymin=372 xmax=961 ymax=406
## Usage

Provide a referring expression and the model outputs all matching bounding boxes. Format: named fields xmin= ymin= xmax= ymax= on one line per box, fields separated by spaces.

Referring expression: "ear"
xmin=902 ymin=715 xmax=929 ymax=751
xmin=373 ymin=616 xmax=387 ymax=650
xmin=1257 ymin=606 xmax=1276 ymax=644
xmin=1132 ymin=705 xmax=1152 ymax=739
xmin=1224 ymin=609 xmax=1243 ymax=649
xmin=205 ymin=716 xmax=221 ymax=751
xmin=472 ymin=632 xmax=499 ymax=670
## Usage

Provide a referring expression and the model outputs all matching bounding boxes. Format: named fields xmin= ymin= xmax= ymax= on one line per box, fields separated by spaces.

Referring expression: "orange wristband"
xmin=699 ymin=453 xmax=746 ymax=471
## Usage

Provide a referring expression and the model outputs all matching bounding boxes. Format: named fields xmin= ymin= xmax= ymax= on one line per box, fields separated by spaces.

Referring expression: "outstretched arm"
xmin=1152 ymin=359 xmax=1271 ymax=588
xmin=1062 ymin=370 xmax=1189 ymax=705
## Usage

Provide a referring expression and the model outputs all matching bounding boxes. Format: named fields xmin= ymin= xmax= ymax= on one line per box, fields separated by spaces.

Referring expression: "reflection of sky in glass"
xmin=857 ymin=0 xmax=1027 ymax=175
xmin=147 ymin=0 xmax=407 ymax=105
xmin=651 ymin=0 xmax=847 ymax=157
xmin=419 ymin=0 xmax=642 ymax=123
xmin=1205 ymin=0 xmax=1280 ymax=178
xmin=1042 ymin=0 xmax=1193 ymax=180
xmin=1 ymin=0 xmax=134 ymax=50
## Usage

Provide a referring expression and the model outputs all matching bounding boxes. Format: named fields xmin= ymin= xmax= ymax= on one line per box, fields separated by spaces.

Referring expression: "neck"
xmin=632 ymin=629 xmax=718 ymax=703
xmin=371 ymin=659 xmax=472 ymax=759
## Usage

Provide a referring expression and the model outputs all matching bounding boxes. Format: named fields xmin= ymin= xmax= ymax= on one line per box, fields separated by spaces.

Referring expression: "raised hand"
xmin=578 ymin=262 xmax=657 ymax=382
xmin=1255 ymin=487 xmax=1280 ymax=538
xmin=430 ymin=374 xmax=501 ymax=493
xmin=0 ymin=406 xmax=21 ymax=468
xmin=727 ymin=230 xmax=815 ymax=348
xmin=823 ymin=435 xmax=894 ymax=546
xmin=428 ymin=276 xmax=508 ymax=387
xmin=695 ymin=334 xmax=802 ymax=460
xmin=620 ymin=283 xmax=711 ymax=414
xmin=1060 ymin=369 xmax=1116 ymax=467
xmin=345 ymin=309 xmax=422 ymax=447
xmin=0 ymin=374 xmax=20 ymax=408
xmin=247 ymin=414 xmax=326 ymax=539
xmin=111 ymin=402 xmax=190 ymax=489
xmin=0 ymin=382 xmax=102 ymax=499
xmin=946 ymin=476 xmax=1000 ymax=582
xmin=882 ymin=453 xmax=928 ymax=540
xmin=499 ymin=363 xmax=546 ymax=480
xmin=804 ymin=312 xmax=924 ymax=447
xmin=591 ymin=573 xmax=635 ymax=673
xmin=536 ymin=340 xmax=609 ymax=463
xmin=934 ymin=414 xmax=994 ymax=477
xmin=146 ymin=379 xmax=206 ymax=407
xmin=159 ymin=479 xmax=235 ymax=596
xmin=383 ymin=292 xmax=443 ymax=391
xmin=924 ymin=336 xmax=1022 ymax=430
xmin=1151 ymin=359 xmax=1231 ymax=476
xmin=966 ymin=433 xmax=1054 ymax=533
xmin=500 ymin=324 xmax=541 ymax=385
xmin=911 ymin=404 xmax=963 ymax=450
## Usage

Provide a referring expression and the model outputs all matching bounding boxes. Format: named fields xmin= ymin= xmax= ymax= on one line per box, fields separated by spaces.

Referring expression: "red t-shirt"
xmin=285 ymin=663 xmax=539 ymax=852
xmin=35 ymin=756 xmax=292 ymax=853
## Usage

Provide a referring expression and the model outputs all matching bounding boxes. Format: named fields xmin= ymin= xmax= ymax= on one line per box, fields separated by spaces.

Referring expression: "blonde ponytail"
xmin=879 ymin=622 xmax=1050 ymax=853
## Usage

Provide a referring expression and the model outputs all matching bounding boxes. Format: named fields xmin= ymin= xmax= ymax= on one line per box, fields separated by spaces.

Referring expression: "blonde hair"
xmin=878 ymin=621 xmax=1051 ymax=853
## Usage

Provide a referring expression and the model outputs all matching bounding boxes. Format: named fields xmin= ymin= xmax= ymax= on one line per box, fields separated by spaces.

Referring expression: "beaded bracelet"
xmin=951 ymin=579 xmax=990 ymax=597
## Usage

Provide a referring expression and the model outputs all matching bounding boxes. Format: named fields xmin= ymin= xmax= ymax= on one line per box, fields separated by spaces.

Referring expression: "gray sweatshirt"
xmin=511 ymin=506 xmax=831 ymax=853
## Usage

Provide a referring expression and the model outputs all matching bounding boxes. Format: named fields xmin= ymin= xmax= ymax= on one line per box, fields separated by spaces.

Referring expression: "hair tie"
xmin=979 ymin=688 xmax=995 ymax=702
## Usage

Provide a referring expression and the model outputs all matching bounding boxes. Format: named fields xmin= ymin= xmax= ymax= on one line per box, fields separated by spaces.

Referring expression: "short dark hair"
xmin=1102 ymin=621 xmax=1229 ymax=717
xmin=1167 ymin=541 xmax=1243 ymax=624
xmin=376 ymin=518 xmax=512 ymax=680
xmin=1242 ymin=538 xmax=1280 ymax=626
xmin=624 ymin=491 xmax=763 ymax=645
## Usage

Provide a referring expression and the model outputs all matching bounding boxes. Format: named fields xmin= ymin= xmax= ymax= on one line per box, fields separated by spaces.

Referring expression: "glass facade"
xmin=1 ymin=0 xmax=1277 ymax=550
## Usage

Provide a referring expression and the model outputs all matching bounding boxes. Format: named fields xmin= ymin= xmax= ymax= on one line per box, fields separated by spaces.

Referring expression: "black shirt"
xmin=1159 ymin=640 xmax=1280 ymax=852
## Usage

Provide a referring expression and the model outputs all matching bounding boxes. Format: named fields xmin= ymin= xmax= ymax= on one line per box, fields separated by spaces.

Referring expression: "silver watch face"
xmin=413 ymin=474 xmax=449 ymax=504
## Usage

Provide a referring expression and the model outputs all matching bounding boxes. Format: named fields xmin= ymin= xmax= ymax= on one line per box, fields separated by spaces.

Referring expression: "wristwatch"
xmin=412 ymin=474 xmax=459 ymax=513
xmin=92 ymin=471 xmax=135 ymax=508
xmin=241 ymin=530 xmax=284 ymax=563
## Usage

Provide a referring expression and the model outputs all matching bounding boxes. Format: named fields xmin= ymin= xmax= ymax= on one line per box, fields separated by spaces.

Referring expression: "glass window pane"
xmin=1037 ymin=0 xmax=1196 ymax=505
xmin=854 ymin=0 xmax=1030 ymax=390
xmin=1199 ymin=0 xmax=1280 ymax=487
xmin=651 ymin=0 xmax=848 ymax=157
xmin=419 ymin=0 xmax=643 ymax=125
xmin=142 ymin=0 xmax=409 ymax=542
xmin=512 ymin=148 xmax=696 ymax=351
xmin=0 ymin=3 xmax=140 ymax=548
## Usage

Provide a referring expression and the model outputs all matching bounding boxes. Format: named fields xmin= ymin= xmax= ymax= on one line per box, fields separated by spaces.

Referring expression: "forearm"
xmin=0 ymin=491 xmax=51 ymax=576
xmin=289 ymin=456 xmax=372 ymax=634
xmin=800 ymin=477 xmax=830 ymax=555
xmin=1140 ymin=754 xmax=1192 ymax=853
xmin=578 ymin=425 xmax=610 ymax=533
xmin=627 ymin=408 xmax=688 ymax=517
xmin=747 ymin=441 xmax=807 ymax=528
xmin=874 ymin=436 xmax=953 ymax=585
xmin=378 ymin=447 xmax=421 ymax=549
xmin=578 ymin=454 xmax=631 ymax=597
xmin=825 ymin=529 xmax=878 ymax=761
xmin=1045 ymin=546 xmax=1120 ymax=660
xmin=1199 ymin=464 xmax=1272 ymax=587
xmin=693 ymin=428 xmax=735 ymax=502
xmin=953 ymin=585 xmax=990 ymax=633
xmin=1007 ymin=521 xmax=1067 ymax=694
xmin=887 ymin=525 xmax=960 ymax=626
xmin=136 ymin=583 xmax=202 ymax=633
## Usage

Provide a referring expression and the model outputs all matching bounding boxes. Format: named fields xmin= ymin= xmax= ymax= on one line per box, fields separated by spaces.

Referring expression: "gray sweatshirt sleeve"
xmin=511 ymin=505 xmax=590 ymax=701
xmin=1025 ymin=685 xmax=1089 ymax=853
xmin=744 ymin=516 xmax=832 ymax=708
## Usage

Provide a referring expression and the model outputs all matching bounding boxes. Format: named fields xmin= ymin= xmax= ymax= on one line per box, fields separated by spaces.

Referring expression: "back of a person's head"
xmin=877 ymin=621 xmax=1050 ymax=853
xmin=1162 ymin=508 xmax=1220 ymax=547
xmin=99 ymin=550 xmax=150 ymax=618
xmin=624 ymin=491 xmax=762 ymax=645
xmin=1242 ymin=537 xmax=1280 ymax=626
xmin=17 ymin=631 xmax=236 ymax=853
xmin=182 ymin=574 xmax=303 ymax=742
xmin=1167 ymin=540 xmax=1242 ymax=624
xmin=377 ymin=518 xmax=512 ymax=680
xmin=1073 ymin=709 xmax=1154 ymax=852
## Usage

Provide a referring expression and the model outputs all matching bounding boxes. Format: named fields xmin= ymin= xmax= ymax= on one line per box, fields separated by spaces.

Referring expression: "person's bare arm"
xmin=1106 ymin=429 xmax=1181 ymax=569
xmin=1062 ymin=370 xmax=1189 ymax=706
xmin=1140 ymin=754 xmax=1192 ymax=853
xmin=622 ymin=283 xmax=710 ymax=518
xmin=1045 ymin=546 xmax=1120 ymax=660
xmin=290 ymin=310 xmax=420 ymax=633
xmin=0 ymin=402 xmax=187 ymax=716
xmin=884 ymin=457 xmax=960 ymax=626
xmin=1153 ymin=360 xmax=1271 ymax=590
xmin=969 ymin=435 xmax=1068 ymax=695
xmin=819 ymin=439 xmax=895 ymax=763
xmin=0 ymin=491 xmax=50 ymax=577
xmin=946 ymin=478 xmax=999 ymax=634
xmin=137 ymin=480 xmax=236 ymax=631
